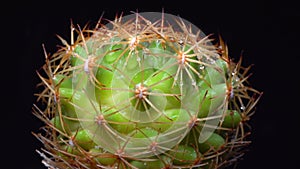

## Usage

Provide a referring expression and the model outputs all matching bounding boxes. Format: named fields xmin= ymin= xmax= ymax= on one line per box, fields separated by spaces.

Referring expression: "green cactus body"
xmin=33 ymin=12 xmax=262 ymax=169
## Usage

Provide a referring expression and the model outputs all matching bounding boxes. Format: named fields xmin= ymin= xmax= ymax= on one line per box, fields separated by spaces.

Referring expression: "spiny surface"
xmin=33 ymin=12 xmax=262 ymax=169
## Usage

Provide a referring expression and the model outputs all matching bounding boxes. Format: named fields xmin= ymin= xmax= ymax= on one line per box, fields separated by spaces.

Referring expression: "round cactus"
xmin=32 ymin=12 xmax=262 ymax=169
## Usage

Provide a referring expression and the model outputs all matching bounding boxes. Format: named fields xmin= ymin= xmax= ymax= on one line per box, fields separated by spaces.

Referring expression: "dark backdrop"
xmin=1 ymin=0 xmax=299 ymax=169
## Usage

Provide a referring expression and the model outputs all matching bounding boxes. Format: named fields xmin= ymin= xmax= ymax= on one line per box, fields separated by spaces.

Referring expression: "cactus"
xmin=32 ymin=12 xmax=262 ymax=169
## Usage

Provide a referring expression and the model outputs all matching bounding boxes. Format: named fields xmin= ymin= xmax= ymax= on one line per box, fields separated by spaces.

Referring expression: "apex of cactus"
xmin=32 ymin=12 xmax=262 ymax=169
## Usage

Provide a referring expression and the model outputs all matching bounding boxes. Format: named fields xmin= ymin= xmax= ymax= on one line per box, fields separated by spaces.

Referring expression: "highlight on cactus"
xmin=32 ymin=12 xmax=262 ymax=169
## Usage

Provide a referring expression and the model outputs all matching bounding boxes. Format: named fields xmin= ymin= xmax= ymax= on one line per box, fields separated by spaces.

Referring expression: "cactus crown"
xmin=33 ymin=12 xmax=262 ymax=169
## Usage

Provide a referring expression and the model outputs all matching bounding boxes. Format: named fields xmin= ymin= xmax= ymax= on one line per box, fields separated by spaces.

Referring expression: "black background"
xmin=1 ymin=0 xmax=299 ymax=169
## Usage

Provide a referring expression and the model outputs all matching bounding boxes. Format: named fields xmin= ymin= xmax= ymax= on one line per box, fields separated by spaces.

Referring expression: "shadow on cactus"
xmin=32 ymin=12 xmax=262 ymax=169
